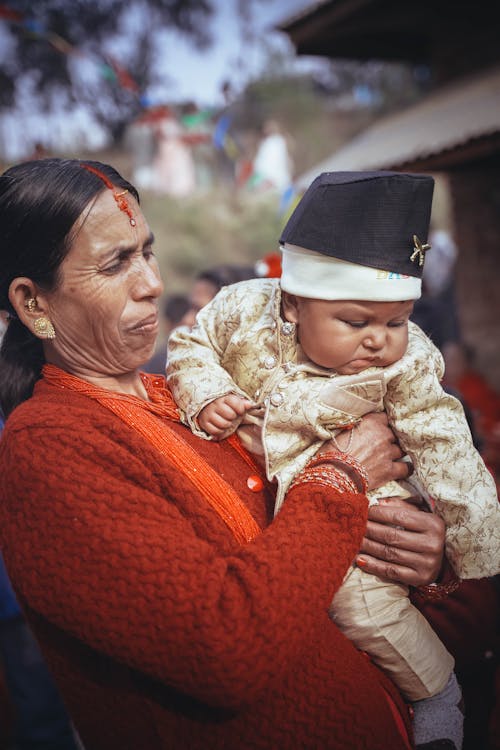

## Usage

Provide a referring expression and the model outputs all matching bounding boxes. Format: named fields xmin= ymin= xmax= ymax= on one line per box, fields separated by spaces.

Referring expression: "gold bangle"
xmin=289 ymin=451 xmax=367 ymax=496
xmin=289 ymin=468 xmax=359 ymax=495
xmin=307 ymin=450 xmax=368 ymax=494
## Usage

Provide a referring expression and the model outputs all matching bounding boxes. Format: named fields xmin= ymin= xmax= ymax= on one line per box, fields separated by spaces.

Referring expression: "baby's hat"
xmin=279 ymin=170 xmax=434 ymax=301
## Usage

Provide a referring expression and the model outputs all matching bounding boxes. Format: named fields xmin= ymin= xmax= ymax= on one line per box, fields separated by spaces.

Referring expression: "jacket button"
xmin=270 ymin=392 xmax=284 ymax=406
xmin=264 ymin=355 xmax=277 ymax=369
xmin=247 ymin=475 xmax=264 ymax=492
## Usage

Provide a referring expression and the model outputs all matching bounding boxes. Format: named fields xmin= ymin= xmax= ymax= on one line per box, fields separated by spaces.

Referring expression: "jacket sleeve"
xmin=385 ymin=324 xmax=500 ymax=579
xmin=0 ymin=409 xmax=368 ymax=710
xmin=167 ymin=286 xmax=251 ymax=436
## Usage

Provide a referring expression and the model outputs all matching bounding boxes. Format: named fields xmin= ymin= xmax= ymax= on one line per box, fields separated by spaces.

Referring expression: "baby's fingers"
xmin=222 ymin=394 xmax=255 ymax=416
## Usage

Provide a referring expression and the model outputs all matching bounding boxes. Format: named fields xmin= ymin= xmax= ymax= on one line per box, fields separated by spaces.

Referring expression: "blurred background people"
xmin=181 ymin=263 xmax=256 ymax=328
xmin=123 ymin=108 xmax=158 ymax=192
xmin=143 ymin=293 xmax=191 ymax=374
xmin=411 ymin=227 xmax=460 ymax=352
xmin=152 ymin=107 xmax=196 ymax=197
xmin=250 ymin=119 xmax=294 ymax=194
xmin=442 ymin=340 xmax=500 ymax=489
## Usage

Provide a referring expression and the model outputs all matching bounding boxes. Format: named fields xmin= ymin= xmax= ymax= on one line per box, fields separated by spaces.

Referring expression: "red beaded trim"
xmin=42 ymin=365 xmax=262 ymax=544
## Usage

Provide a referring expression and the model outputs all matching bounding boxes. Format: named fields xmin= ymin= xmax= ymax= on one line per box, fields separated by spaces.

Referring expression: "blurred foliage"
xmin=230 ymin=74 xmax=376 ymax=175
xmin=227 ymin=41 xmax=428 ymax=174
xmin=0 ymin=0 xmax=214 ymax=136
xmin=0 ymin=1 xmax=431 ymax=298
xmin=227 ymin=64 xmax=425 ymax=175
xmin=139 ymin=188 xmax=284 ymax=294
xmin=73 ymin=49 xmax=429 ymax=297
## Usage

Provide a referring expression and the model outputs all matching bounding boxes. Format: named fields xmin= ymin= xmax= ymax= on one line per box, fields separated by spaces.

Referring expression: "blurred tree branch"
xmin=0 ymin=0 xmax=214 ymax=137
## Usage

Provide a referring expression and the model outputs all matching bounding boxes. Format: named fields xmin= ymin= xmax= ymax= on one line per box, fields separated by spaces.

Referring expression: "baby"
xmin=167 ymin=171 xmax=500 ymax=748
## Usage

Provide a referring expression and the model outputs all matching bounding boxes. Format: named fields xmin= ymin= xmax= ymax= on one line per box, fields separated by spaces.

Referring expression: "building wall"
xmin=448 ymin=155 xmax=500 ymax=389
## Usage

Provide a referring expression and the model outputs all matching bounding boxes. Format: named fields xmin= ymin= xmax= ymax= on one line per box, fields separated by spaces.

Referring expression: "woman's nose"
xmin=133 ymin=257 xmax=164 ymax=299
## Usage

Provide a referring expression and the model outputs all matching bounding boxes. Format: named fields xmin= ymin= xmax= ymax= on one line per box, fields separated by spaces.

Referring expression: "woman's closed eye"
xmin=101 ymin=244 xmax=155 ymax=275
xmin=101 ymin=250 xmax=134 ymax=274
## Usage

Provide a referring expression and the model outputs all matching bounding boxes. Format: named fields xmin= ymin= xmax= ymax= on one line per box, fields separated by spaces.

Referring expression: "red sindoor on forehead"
xmin=79 ymin=163 xmax=136 ymax=226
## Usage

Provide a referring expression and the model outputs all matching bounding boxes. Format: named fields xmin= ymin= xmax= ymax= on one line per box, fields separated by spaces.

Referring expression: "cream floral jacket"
xmin=167 ymin=278 xmax=500 ymax=579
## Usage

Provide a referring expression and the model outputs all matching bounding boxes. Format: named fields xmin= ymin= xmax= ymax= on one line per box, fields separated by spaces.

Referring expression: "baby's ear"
xmin=281 ymin=291 xmax=300 ymax=324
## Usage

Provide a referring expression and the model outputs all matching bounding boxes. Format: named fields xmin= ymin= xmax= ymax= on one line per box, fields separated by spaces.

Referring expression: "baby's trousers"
xmin=330 ymin=565 xmax=455 ymax=700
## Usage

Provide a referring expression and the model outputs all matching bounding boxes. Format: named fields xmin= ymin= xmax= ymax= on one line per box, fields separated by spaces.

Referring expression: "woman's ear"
xmin=281 ymin=291 xmax=300 ymax=324
xmin=9 ymin=278 xmax=56 ymax=341
xmin=8 ymin=277 xmax=49 ymax=329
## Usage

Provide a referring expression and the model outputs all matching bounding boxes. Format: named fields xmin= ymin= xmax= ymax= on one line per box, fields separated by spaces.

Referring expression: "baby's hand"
xmin=198 ymin=394 xmax=254 ymax=438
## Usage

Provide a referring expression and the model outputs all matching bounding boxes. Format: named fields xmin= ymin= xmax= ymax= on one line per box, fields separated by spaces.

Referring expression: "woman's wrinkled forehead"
xmin=70 ymin=189 xmax=141 ymax=252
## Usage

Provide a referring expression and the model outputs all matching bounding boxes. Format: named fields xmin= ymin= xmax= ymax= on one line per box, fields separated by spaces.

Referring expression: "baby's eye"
xmin=342 ymin=320 xmax=367 ymax=328
xmin=388 ymin=320 xmax=408 ymax=328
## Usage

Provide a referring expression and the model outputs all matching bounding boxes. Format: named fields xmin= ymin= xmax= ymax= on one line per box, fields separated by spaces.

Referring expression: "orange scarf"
xmin=42 ymin=364 xmax=262 ymax=544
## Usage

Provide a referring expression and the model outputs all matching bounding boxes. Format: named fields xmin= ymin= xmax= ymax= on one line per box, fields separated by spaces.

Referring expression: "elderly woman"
xmin=0 ymin=158 xmax=446 ymax=750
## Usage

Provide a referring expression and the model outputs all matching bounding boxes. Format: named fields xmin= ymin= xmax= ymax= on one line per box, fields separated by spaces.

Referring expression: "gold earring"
xmin=33 ymin=317 xmax=56 ymax=340
xmin=25 ymin=297 xmax=37 ymax=313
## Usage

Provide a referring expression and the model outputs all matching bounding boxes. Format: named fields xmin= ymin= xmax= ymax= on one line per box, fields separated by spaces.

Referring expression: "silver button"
xmin=270 ymin=392 xmax=284 ymax=406
xmin=281 ymin=321 xmax=295 ymax=336
xmin=264 ymin=355 xmax=277 ymax=369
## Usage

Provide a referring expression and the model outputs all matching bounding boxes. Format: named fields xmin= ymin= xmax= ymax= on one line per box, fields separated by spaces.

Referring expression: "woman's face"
xmin=43 ymin=189 xmax=164 ymax=379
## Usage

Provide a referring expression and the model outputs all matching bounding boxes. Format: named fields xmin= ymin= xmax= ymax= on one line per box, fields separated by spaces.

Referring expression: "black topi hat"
xmin=279 ymin=171 xmax=434 ymax=301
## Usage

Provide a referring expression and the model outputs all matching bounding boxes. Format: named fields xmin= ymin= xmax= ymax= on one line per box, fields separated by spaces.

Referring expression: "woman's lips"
xmin=129 ymin=313 xmax=159 ymax=333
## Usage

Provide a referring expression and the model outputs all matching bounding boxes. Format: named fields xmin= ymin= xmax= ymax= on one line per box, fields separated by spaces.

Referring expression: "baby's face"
xmin=284 ymin=297 xmax=414 ymax=374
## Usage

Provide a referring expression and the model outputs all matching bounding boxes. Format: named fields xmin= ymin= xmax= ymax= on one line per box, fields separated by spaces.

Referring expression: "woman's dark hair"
xmin=0 ymin=157 xmax=138 ymax=417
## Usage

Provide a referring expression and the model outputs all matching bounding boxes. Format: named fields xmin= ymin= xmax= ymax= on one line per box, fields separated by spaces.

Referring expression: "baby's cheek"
xmin=396 ymin=330 xmax=409 ymax=358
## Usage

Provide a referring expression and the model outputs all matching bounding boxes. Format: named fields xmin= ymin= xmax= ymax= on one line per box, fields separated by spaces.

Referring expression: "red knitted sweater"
xmin=0 ymin=378 xmax=413 ymax=750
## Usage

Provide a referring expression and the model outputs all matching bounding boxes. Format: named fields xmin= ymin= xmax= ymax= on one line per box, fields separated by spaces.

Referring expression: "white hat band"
xmin=280 ymin=243 xmax=422 ymax=301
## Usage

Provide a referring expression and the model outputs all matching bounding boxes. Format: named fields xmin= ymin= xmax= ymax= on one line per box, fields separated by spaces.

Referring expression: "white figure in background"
xmin=153 ymin=109 xmax=196 ymax=198
xmin=252 ymin=119 xmax=294 ymax=193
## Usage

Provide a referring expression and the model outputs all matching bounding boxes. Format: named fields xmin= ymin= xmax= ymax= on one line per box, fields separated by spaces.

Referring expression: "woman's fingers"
xmin=336 ymin=413 xmax=414 ymax=490
xmin=357 ymin=498 xmax=445 ymax=586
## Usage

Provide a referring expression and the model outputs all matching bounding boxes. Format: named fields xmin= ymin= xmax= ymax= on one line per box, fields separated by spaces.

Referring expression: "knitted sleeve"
xmin=0 ymin=400 xmax=368 ymax=710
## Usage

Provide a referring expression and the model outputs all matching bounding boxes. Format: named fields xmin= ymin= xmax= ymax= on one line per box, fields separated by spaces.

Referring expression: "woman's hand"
xmin=356 ymin=497 xmax=446 ymax=587
xmin=330 ymin=412 xmax=410 ymax=491
xmin=325 ymin=413 xmax=446 ymax=587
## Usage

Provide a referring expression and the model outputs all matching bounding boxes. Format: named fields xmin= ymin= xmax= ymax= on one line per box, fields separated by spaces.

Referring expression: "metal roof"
xmin=296 ymin=65 xmax=500 ymax=188
xmin=276 ymin=0 xmax=331 ymax=30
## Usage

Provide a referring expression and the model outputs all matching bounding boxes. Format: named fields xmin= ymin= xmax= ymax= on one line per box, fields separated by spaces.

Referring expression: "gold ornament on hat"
xmin=33 ymin=317 xmax=56 ymax=339
xmin=410 ymin=234 xmax=431 ymax=267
